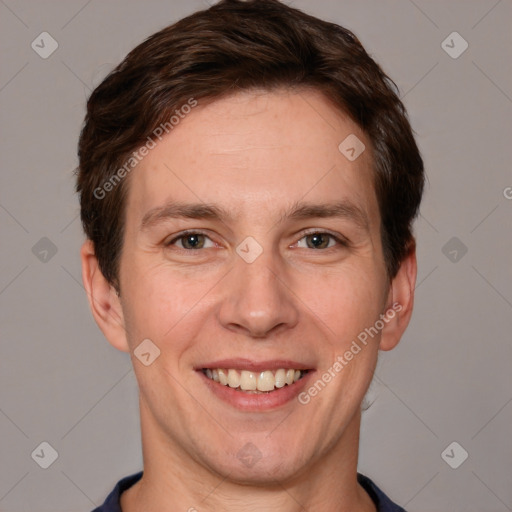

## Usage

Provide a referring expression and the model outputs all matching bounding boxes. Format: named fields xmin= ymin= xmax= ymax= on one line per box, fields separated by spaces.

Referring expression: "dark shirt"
xmin=92 ymin=471 xmax=406 ymax=512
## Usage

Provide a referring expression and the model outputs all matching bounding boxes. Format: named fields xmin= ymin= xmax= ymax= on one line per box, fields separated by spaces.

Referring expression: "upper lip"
xmin=196 ymin=358 xmax=314 ymax=372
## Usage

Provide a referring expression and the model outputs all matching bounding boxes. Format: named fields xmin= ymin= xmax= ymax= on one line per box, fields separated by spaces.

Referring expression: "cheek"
xmin=120 ymin=260 xmax=214 ymax=349
xmin=312 ymin=269 xmax=384 ymax=402
xmin=300 ymin=263 xmax=386 ymax=342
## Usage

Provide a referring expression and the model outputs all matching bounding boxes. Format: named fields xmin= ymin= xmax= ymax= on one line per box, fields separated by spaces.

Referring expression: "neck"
xmin=121 ymin=397 xmax=376 ymax=512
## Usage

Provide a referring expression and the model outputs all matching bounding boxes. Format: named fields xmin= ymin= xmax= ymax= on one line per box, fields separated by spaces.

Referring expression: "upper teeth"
xmin=204 ymin=368 xmax=305 ymax=392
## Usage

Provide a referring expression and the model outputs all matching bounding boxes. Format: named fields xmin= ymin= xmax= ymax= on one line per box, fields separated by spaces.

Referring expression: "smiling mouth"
xmin=202 ymin=368 xmax=310 ymax=393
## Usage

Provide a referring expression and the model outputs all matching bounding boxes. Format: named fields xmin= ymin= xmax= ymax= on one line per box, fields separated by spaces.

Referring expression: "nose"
xmin=217 ymin=248 xmax=300 ymax=339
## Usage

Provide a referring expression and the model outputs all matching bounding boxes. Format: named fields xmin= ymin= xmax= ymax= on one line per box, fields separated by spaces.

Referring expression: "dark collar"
xmin=93 ymin=471 xmax=406 ymax=511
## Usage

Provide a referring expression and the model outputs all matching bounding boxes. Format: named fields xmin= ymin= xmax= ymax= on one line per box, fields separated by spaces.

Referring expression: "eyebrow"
xmin=140 ymin=199 xmax=369 ymax=232
xmin=284 ymin=199 xmax=369 ymax=230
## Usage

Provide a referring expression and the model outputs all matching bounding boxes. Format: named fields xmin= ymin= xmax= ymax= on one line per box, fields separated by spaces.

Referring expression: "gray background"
xmin=0 ymin=0 xmax=511 ymax=510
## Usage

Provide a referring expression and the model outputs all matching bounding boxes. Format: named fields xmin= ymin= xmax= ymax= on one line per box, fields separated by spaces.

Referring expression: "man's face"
xmin=115 ymin=89 xmax=397 ymax=482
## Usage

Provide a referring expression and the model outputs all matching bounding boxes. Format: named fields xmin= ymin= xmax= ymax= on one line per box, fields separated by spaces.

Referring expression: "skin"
xmin=81 ymin=88 xmax=416 ymax=512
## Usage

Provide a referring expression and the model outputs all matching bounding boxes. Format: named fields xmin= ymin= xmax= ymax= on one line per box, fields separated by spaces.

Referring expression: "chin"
xmin=217 ymin=458 xmax=305 ymax=487
xmin=198 ymin=440 xmax=310 ymax=486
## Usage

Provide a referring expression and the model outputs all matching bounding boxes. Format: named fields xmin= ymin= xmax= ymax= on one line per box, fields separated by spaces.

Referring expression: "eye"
xmin=165 ymin=231 xmax=215 ymax=250
xmin=164 ymin=230 xmax=348 ymax=252
xmin=296 ymin=231 xmax=348 ymax=250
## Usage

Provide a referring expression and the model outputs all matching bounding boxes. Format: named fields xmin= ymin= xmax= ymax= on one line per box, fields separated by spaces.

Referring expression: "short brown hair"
xmin=76 ymin=0 xmax=424 ymax=292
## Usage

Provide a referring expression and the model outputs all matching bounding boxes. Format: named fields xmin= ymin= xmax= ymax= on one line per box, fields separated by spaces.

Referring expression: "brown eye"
xmin=305 ymin=233 xmax=331 ymax=249
xmin=166 ymin=232 xmax=214 ymax=250
xmin=297 ymin=232 xmax=347 ymax=250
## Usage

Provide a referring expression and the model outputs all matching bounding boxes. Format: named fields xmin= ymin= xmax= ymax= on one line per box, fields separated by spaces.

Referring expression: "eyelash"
xmin=165 ymin=229 xmax=349 ymax=252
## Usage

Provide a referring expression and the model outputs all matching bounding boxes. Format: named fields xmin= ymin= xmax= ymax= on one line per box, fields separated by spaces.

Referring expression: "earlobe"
xmin=80 ymin=239 xmax=130 ymax=353
xmin=379 ymin=243 xmax=417 ymax=351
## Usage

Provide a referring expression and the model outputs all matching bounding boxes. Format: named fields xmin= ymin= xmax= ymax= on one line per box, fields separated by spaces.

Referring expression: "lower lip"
xmin=198 ymin=370 xmax=314 ymax=411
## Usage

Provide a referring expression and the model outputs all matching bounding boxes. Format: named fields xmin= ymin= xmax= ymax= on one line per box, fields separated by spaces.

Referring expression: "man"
xmin=77 ymin=1 xmax=424 ymax=510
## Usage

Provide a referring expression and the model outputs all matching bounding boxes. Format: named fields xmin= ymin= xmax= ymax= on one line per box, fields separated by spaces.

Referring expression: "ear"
xmin=379 ymin=241 xmax=417 ymax=351
xmin=80 ymin=239 xmax=130 ymax=353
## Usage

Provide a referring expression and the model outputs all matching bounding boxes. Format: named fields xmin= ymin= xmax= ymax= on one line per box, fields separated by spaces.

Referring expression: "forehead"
xmin=125 ymin=88 xmax=378 ymax=228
